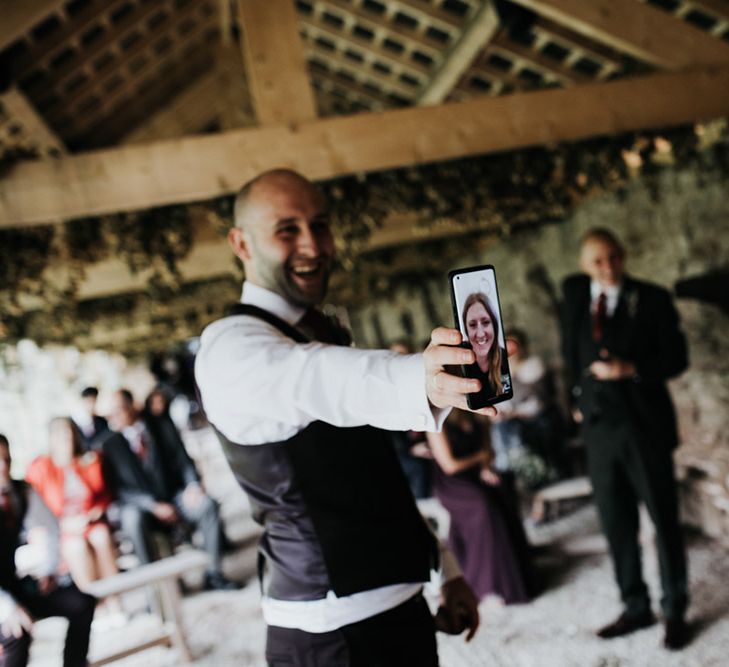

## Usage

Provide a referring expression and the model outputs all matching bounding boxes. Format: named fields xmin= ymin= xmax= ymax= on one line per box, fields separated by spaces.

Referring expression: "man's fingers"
xmin=425 ymin=344 xmax=474 ymax=369
xmin=429 ymin=327 xmax=463 ymax=347
xmin=433 ymin=371 xmax=480 ymax=395
xmin=473 ymin=405 xmax=498 ymax=418
xmin=505 ymin=337 xmax=518 ymax=358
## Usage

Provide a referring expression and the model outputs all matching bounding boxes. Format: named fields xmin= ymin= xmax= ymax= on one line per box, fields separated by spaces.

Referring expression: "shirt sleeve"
xmin=196 ymin=318 xmax=449 ymax=442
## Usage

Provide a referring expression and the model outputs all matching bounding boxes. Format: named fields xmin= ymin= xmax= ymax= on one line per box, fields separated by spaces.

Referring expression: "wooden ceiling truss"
xmin=1 ymin=0 xmax=729 ymax=334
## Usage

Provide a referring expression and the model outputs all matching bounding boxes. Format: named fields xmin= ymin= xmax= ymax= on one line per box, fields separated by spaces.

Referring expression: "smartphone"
xmin=449 ymin=264 xmax=513 ymax=409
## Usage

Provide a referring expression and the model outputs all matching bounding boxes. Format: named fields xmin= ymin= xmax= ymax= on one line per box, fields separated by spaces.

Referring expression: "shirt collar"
xmin=590 ymin=280 xmax=622 ymax=302
xmin=121 ymin=420 xmax=146 ymax=444
xmin=241 ymin=282 xmax=306 ymax=326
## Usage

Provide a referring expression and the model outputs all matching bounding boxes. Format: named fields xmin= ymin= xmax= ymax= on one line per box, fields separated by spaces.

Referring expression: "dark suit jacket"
xmin=72 ymin=415 xmax=109 ymax=451
xmin=561 ymin=273 xmax=688 ymax=449
xmin=101 ymin=418 xmax=199 ymax=512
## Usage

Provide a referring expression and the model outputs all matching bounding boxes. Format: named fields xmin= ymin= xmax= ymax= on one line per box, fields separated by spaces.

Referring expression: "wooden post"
xmin=237 ymin=0 xmax=318 ymax=125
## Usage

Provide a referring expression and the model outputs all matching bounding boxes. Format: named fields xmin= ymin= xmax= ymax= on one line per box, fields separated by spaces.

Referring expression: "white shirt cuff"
xmin=397 ymin=354 xmax=451 ymax=432
xmin=0 ymin=591 xmax=18 ymax=624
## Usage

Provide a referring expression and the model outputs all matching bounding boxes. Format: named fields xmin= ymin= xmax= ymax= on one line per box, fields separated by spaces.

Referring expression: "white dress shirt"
xmin=590 ymin=280 xmax=622 ymax=318
xmin=195 ymin=282 xmax=457 ymax=632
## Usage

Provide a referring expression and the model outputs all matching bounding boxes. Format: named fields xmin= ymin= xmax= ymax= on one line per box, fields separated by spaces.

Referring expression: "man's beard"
xmin=269 ymin=262 xmax=331 ymax=307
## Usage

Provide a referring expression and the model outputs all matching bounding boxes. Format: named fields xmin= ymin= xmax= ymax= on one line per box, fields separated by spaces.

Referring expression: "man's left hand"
xmin=182 ymin=483 xmax=205 ymax=510
xmin=436 ymin=576 xmax=480 ymax=641
xmin=589 ymin=358 xmax=636 ymax=381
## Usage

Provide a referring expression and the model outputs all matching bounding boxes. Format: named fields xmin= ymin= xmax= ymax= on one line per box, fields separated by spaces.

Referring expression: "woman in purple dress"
xmin=427 ymin=411 xmax=536 ymax=604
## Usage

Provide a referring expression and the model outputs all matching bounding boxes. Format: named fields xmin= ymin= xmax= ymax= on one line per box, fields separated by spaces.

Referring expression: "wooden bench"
xmin=531 ymin=476 xmax=593 ymax=521
xmin=85 ymin=549 xmax=209 ymax=666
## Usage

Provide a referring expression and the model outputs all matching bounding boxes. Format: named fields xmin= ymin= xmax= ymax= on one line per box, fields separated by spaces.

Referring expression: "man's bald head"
xmin=233 ymin=169 xmax=320 ymax=231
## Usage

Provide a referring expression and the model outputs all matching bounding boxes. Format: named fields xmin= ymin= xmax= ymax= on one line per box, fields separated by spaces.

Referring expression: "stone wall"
xmin=349 ymin=163 xmax=729 ymax=543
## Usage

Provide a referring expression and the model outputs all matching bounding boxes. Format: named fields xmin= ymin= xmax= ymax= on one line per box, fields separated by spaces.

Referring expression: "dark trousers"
xmin=119 ymin=491 xmax=222 ymax=573
xmin=265 ymin=593 xmax=438 ymax=667
xmin=0 ymin=582 xmax=96 ymax=667
xmin=585 ymin=421 xmax=688 ymax=620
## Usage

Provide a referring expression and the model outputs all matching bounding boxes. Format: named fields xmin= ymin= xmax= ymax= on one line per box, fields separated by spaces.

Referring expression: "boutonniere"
xmin=625 ymin=288 xmax=639 ymax=318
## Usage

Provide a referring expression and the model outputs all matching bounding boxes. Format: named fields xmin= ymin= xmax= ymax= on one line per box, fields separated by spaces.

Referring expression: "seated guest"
xmin=143 ymin=387 xmax=186 ymax=454
xmin=388 ymin=343 xmax=433 ymax=500
xmin=427 ymin=412 xmax=536 ymax=604
xmin=72 ymin=387 xmax=109 ymax=451
xmin=490 ymin=329 xmax=566 ymax=490
xmin=102 ymin=389 xmax=238 ymax=591
xmin=0 ymin=434 xmax=96 ymax=667
xmin=25 ymin=418 xmax=120 ymax=598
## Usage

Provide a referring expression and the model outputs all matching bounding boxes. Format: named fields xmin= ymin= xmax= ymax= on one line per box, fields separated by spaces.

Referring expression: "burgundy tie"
xmin=592 ymin=292 xmax=607 ymax=341
xmin=298 ymin=308 xmax=351 ymax=346
xmin=0 ymin=488 xmax=16 ymax=532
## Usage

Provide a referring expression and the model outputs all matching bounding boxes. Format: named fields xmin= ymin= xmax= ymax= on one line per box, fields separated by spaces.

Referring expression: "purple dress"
xmin=434 ymin=419 xmax=535 ymax=604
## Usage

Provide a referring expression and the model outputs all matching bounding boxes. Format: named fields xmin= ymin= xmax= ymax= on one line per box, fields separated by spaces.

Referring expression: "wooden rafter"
xmin=489 ymin=32 xmax=592 ymax=86
xmin=418 ymin=0 xmax=500 ymax=104
xmin=237 ymin=0 xmax=318 ymax=125
xmin=1 ymin=64 xmax=728 ymax=227
xmin=0 ymin=0 xmax=65 ymax=51
xmin=509 ymin=0 xmax=729 ymax=68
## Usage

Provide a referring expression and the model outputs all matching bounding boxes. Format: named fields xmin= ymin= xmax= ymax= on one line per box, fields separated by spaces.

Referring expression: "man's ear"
xmin=228 ymin=227 xmax=252 ymax=262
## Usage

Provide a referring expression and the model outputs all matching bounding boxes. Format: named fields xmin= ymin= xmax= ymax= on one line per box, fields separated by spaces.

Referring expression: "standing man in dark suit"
xmin=0 ymin=434 xmax=96 ymax=667
xmin=102 ymin=390 xmax=238 ymax=591
xmin=72 ymin=386 xmax=109 ymax=451
xmin=561 ymin=228 xmax=689 ymax=650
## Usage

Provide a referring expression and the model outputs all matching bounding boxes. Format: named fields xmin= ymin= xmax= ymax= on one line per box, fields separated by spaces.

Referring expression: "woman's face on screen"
xmin=465 ymin=301 xmax=494 ymax=359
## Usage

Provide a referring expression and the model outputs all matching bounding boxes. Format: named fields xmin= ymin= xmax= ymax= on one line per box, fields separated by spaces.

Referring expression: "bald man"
xmin=195 ymin=169 xmax=504 ymax=666
xmin=561 ymin=228 xmax=690 ymax=650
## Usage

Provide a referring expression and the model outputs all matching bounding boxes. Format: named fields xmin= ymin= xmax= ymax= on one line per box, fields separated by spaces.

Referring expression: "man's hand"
xmin=409 ymin=442 xmax=432 ymax=459
xmin=36 ymin=575 xmax=57 ymax=596
xmin=589 ymin=358 xmax=636 ymax=381
xmin=435 ymin=575 xmax=480 ymax=642
xmin=480 ymin=468 xmax=501 ymax=486
xmin=1 ymin=605 xmax=33 ymax=638
xmin=152 ymin=502 xmax=178 ymax=524
xmin=425 ymin=328 xmax=516 ymax=417
xmin=182 ymin=483 xmax=205 ymax=511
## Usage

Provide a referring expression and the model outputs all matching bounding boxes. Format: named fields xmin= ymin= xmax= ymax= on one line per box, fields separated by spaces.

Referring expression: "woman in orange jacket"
xmin=26 ymin=417 xmax=120 ymax=592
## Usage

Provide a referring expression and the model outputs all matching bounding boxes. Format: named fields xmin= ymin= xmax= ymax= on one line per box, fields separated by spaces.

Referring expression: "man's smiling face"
xmin=230 ymin=173 xmax=335 ymax=307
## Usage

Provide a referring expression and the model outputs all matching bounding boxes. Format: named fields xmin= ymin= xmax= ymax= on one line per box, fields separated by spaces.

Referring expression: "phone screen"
xmin=449 ymin=265 xmax=513 ymax=409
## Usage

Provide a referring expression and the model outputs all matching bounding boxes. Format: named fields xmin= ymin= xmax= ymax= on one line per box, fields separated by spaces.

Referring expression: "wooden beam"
xmin=2 ymin=65 xmax=728 ymax=227
xmin=0 ymin=88 xmax=66 ymax=155
xmin=509 ymin=0 xmax=729 ymax=68
xmin=418 ymin=0 xmax=500 ymax=104
xmin=0 ymin=0 xmax=64 ymax=51
xmin=237 ymin=0 xmax=318 ymax=125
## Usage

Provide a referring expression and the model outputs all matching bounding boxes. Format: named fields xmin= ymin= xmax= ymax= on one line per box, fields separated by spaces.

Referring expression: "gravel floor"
xmin=28 ymin=506 xmax=729 ymax=667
